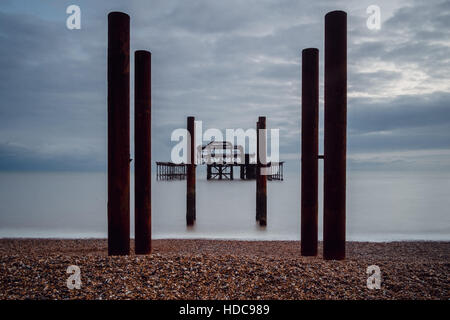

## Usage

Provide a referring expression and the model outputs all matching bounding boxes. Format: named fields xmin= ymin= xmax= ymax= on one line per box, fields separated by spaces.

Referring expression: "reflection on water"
xmin=0 ymin=171 xmax=449 ymax=241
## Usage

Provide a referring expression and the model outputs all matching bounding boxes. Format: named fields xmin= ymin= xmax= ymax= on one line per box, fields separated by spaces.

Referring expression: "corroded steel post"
xmin=134 ymin=50 xmax=151 ymax=255
xmin=301 ymin=48 xmax=319 ymax=256
xmin=108 ymin=12 xmax=130 ymax=256
xmin=186 ymin=116 xmax=196 ymax=226
xmin=258 ymin=116 xmax=267 ymax=226
xmin=324 ymin=11 xmax=347 ymax=260
xmin=256 ymin=120 xmax=260 ymax=221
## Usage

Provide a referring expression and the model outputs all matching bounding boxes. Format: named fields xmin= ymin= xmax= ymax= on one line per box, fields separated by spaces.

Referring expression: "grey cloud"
xmin=0 ymin=0 xmax=448 ymax=172
xmin=349 ymin=92 xmax=450 ymax=134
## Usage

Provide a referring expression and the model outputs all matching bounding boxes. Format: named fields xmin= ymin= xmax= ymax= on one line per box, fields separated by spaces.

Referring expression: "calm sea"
xmin=0 ymin=170 xmax=449 ymax=241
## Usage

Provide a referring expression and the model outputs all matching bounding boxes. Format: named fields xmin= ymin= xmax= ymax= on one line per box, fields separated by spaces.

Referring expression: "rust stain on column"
xmin=301 ymin=48 xmax=319 ymax=256
xmin=108 ymin=12 xmax=130 ymax=256
xmin=257 ymin=116 xmax=267 ymax=227
xmin=324 ymin=10 xmax=347 ymax=260
xmin=186 ymin=116 xmax=196 ymax=226
xmin=134 ymin=50 xmax=151 ymax=255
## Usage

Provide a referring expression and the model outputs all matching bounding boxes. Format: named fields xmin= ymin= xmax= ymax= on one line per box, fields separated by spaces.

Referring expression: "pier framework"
xmin=156 ymin=162 xmax=187 ymax=180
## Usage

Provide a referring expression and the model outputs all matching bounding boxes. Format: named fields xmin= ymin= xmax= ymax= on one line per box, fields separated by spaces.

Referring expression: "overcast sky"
xmin=0 ymin=0 xmax=448 ymax=172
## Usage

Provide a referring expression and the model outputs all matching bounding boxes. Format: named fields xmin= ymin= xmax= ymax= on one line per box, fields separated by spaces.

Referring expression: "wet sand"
xmin=0 ymin=239 xmax=448 ymax=300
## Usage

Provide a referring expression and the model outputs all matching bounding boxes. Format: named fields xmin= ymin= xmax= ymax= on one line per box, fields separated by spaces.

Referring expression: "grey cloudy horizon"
xmin=0 ymin=0 xmax=449 ymax=172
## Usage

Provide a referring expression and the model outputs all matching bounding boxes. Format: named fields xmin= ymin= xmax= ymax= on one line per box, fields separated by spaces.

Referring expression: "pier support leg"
xmin=108 ymin=12 xmax=130 ymax=256
xmin=324 ymin=11 xmax=347 ymax=260
xmin=207 ymin=165 xmax=211 ymax=180
xmin=187 ymin=116 xmax=196 ymax=226
xmin=301 ymin=48 xmax=319 ymax=256
xmin=134 ymin=50 xmax=151 ymax=255
xmin=257 ymin=116 xmax=267 ymax=226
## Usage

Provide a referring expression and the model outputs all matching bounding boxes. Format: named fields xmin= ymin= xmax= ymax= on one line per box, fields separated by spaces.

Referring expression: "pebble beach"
xmin=0 ymin=239 xmax=448 ymax=300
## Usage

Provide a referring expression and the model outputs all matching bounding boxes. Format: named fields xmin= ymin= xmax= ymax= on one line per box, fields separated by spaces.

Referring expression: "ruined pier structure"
xmin=178 ymin=116 xmax=277 ymax=228
xmin=156 ymin=140 xmax=284 ymax=181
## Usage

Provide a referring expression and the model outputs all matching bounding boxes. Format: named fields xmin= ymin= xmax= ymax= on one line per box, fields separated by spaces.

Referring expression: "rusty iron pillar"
xmin=257 ymin=116 xmax=267 ymax=226
xmin=255 ymin=120 xmax=260 ymax=221
xmin=324 ymin=11 xmax=347 ymax=260
xmin=107 ymin=12 xmax=130 ymax=256
xmin=301 ymin=48 xmax=319 ymax=256
xmin=134 ymin=50 xmax=152 ymax=255
xmin=186 ymin=116 xmax=196 ymax=226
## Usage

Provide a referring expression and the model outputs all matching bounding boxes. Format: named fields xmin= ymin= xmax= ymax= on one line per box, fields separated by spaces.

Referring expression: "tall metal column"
xmin=107 ymin=12 xmax=130 ymax=256
xmin=301 ymin=48 xmax=319 ymax=256
xmin=134 ymin=50 xmax=151 ymax=255
xmin=324 ymin=11 xmax=347 ymax=260
xmin=186 ymin=116 xmax=196 ymax=226
xmin=257 ymin=116 xmax=267 ymax=226
xmin=256 ymin=120 xmax=260 ymax=221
